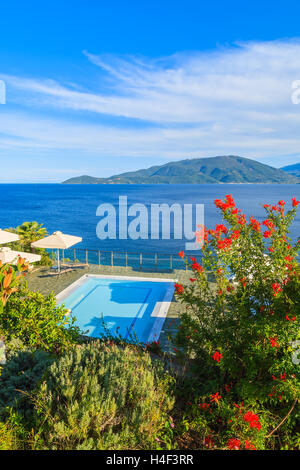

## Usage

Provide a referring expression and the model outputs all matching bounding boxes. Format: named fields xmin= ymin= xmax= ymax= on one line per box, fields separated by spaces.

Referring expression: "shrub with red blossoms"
xmin=174 ymin=283 xmax=184 ymax=295
xmin=243 ymin=411 xmax=262 ymax=431
xmin=227 ymin=438 xmax=241 ymax=450
xmin=174 ymin=196 xmax=299 ymax=450
xmin=212 ymin=350 xmax=223 ymax=363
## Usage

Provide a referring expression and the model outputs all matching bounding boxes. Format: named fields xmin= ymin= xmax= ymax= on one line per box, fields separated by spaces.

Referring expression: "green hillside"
xmin=281 ymin=162 xmax=300 ymax=178
xmin=63 ymin=155 xmax=300 ymax=184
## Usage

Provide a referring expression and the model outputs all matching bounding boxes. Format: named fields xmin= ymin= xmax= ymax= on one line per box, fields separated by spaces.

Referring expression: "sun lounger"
xmin=61 ymin=262 xmax=86 ymax=269
xmin=49 ymin=265 xmax=75 ymax=275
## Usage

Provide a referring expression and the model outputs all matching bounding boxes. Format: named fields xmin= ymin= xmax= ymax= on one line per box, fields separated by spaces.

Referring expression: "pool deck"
xmin=26 ymin=263 xmax=190 ymax=352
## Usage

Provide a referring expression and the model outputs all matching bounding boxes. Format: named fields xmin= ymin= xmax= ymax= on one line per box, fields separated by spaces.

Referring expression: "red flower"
xmin=269 ymin=336 xmax=280 ymax=348
xmin=214 ymin=198 xmax=228 ymax=211
xmin=189 ymin=278 xmax=196 ymax=282
xmin=243 ymin=411 xmax=261 ymax=431
xmin=212 ymin=351 xmax=223 ymax=363
xmin=227 ymin=438 xmax=241 ymax=450
xmin=237 ymin=214 xmax=246 ymax=225
xmin=286 ymin=315 xmax=296 ymax=322
xmin=263 ymin=230 xmax=271 ymax=238
xmin=203 ymin=436 xmax=215 ymax=449
xmin=292 ymin=197 xmax=299 ymax=207
xmin=215 ymin=224 xmax=228 ymax=234
xmin=245 ymin=440 xmax=256 ymax=450
xmin=210 ymin=392 xmax=222 ymax=403
xmin=217 ymin=238 xmax=232 ymax=251
xmin=263 ymin=219 xmax=275 ymax=229
xmin=272 ymin=282 xmax=282 ymax=297
xmin=231 ymin=230 xmax=240 ymax=240
xmin=178 ymin=250 xmax=185 ymax=259
xmin=214 ymin=194 xmax=235 ymax=211
xmin=191 ymin=261 xmax=203 ymax=273
xmin=280 ymin=372 xmax=287 ymax=382
xmin=199 ymin=403 xmax=210 ymax=409
xmin=249 ymin=216 xmax=261 ymax=232
xmin=225 ymin=194 xmax=235 ymax=208
xmin=174 ymin=283 xmax=184 ymax=295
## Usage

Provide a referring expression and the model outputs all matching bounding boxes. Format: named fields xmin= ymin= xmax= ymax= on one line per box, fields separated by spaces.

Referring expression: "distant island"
xmin=62 ymin=155 xmax=300 ymax=184
xmin=281 ymin=162 xmax=300 ymax=178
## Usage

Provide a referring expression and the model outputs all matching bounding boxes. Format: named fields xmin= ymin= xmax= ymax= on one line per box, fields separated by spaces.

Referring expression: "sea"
xmin=0 ymin=184 xmax=299 ymax=255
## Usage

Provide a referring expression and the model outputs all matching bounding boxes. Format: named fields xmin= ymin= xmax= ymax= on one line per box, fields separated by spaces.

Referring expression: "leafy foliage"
xmin=33 ymin=341 xmax=174 ymax=450
xmin=0 ymin=286 xmax=81 ymax=354
xmin=0 ymin=344 xmax=54 ymax=420
xmin=15 ymin=221 xmax=47 ymax=250
xmin=0 ymin=419 xmax=17 ymax=450
xmin=5 ymin=221 xmax=52 ymax=266
xmin=0 ymin=257 xmax=28 ymax=313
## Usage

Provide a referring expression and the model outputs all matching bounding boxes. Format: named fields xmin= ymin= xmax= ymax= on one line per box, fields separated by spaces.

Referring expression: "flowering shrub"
xmin=174 ymin=196 xmax=300 ymax=449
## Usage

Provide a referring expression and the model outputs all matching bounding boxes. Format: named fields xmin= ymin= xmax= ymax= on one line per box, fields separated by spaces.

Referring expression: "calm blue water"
xmin=58 ymin=276 xmax=174 ymax=343
xmin=0 ymin=184 xmax=299 ymax=254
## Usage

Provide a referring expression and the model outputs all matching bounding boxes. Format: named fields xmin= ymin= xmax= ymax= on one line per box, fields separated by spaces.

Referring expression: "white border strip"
xmin=56 ymin=274 xmax=176 ymax=343
xmin=147 ymin=283 xmax=175 ymax=343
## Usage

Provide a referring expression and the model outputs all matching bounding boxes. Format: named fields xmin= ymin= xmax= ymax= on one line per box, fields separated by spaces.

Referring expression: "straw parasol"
xmin=0 ymin=247 xmax=41 ymax=265
xmin=0 ymin=229 xmax=19 ymax=245
xmin=31 ymin=231 xmax=82 ymax=272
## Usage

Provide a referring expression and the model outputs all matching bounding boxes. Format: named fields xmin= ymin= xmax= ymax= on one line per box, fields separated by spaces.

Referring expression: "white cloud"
xmin=1 ymin=39 xmax=300 ymax=172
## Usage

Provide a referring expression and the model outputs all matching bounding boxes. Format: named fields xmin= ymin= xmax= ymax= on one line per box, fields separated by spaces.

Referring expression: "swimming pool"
xmin=56 ymin=275 xmax=175 ymax=344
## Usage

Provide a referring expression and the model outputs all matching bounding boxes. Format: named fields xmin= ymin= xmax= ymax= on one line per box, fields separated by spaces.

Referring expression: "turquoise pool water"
xmin=58 ymin=276 xmax=175 ymax=344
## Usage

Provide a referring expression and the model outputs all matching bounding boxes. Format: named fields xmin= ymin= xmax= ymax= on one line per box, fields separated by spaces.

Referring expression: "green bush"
xmin=0 ymin=410 xmax=32 ymax=450
xmin=33 ymin=341 xmax=174 ymax=450
xmin=35 ymin=249 xmax=52 ymax=266
xmin=0 ymin=286 xmax=81 ymax=354
xmin=0 ymin=344 xmax=54 ymax=421
xmin=0 ymin=420 xmax=15 ymax=450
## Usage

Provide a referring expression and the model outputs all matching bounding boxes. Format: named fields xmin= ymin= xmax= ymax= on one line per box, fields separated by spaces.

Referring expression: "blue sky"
xmin=1 ymin=0 xmax=300 ymax=182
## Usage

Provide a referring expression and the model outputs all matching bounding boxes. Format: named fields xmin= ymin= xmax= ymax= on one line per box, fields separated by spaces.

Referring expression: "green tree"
xmin=16 ymin=222 xmax=47 ymax=250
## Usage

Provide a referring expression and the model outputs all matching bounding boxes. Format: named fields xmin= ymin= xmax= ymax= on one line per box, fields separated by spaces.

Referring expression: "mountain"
xmin=281 ymin=162 xmax=300 ymax=178
xmin=62 ymin=155 xmax=300 ymax=185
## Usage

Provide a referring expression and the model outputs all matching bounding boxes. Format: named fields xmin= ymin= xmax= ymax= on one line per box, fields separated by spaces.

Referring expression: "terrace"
xmin=25 ymin=249 xmax=196 ymax=352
